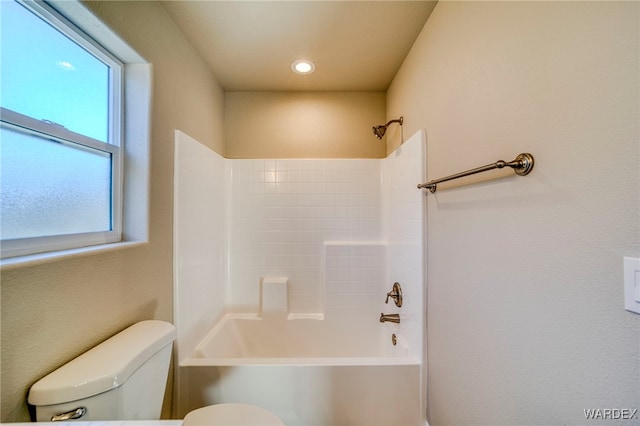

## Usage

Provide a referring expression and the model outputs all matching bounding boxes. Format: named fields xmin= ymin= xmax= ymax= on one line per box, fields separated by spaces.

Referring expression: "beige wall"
xmin=388 ymin=1 xmax=639 ymax=424
xmin=3 ymin=0 xmax=639 ymax=424
xmin=225 ymin=91 xmax=386 ymax=158
xmin=0 ymin=1 xmax=225 ymax=422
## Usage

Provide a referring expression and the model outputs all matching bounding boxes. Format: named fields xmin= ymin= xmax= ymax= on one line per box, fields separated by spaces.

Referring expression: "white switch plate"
xmin=624 ymin=257 xmax=640 ymax=314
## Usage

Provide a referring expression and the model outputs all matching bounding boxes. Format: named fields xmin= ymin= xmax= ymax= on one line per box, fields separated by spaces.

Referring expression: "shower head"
xmin=372 ymin=125 xmax=387 ymax=139
xmin=372 ymin=116 xmax=403 ymax=140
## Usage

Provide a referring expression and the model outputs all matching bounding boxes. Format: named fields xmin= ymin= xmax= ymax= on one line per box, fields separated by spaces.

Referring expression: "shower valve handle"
xmin=385 ymin=282 xmax=403 ymax=307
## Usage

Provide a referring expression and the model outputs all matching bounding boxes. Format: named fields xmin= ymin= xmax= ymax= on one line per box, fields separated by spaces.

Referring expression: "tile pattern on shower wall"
xmin=324 ymin=242 xmax=387 ymax=317
xmin=229 ymin=159 xmax=383 ymax=315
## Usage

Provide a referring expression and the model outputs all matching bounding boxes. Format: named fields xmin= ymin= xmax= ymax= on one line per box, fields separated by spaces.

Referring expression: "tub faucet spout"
xmin=379 ymin=313 xmax=400 ymax=324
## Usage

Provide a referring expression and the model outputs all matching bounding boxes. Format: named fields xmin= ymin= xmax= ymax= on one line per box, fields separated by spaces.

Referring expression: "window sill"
xmin=0 ymin=240 xmax=147 ymax=270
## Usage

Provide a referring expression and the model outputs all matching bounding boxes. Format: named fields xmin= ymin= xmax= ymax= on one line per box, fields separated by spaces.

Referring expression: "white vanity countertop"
xmin=2 ymin=421 xmax=182 ymax=426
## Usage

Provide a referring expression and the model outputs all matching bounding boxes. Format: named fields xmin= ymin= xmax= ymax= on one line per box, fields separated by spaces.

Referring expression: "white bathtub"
xmin=177 ymin=314 xmax=423 ymax=425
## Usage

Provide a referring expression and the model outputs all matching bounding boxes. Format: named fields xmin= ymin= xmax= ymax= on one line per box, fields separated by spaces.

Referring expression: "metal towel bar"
xmin=417 ymin=153 xmax=534 ymax=193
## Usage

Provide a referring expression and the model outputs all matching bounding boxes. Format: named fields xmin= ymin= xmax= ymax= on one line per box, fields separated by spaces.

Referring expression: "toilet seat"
xmin=182 ymin=403 xmax=285 ymax=426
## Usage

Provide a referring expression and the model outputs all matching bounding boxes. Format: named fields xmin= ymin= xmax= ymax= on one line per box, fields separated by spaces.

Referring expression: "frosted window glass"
xmin=0 ymin=0 xmax=110 ymax=142
xmin=0 ymin=127 xmax=112 ymax=240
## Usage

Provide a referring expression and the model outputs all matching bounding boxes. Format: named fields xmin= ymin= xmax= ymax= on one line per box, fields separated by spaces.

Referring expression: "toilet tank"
xmin=28 ymin=320 xmax=176 ymax=422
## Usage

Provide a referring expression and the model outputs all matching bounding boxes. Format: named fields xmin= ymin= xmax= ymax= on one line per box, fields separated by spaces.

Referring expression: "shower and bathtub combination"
xmin=173 ymin=129 xmax=426 ymax=425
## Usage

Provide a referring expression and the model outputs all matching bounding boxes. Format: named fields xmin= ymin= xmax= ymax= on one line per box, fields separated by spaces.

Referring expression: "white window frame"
xmin=0 ymin=0 xmax=124 ymax=259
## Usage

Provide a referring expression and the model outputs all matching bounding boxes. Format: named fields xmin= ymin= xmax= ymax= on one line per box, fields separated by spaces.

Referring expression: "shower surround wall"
xmin=174 ymin=131 xmax=228 ymax=362
xmin=229 ymin=158 xmax=383 ymax=316
xmin=174 ymin=129 xmax=426 ymax=362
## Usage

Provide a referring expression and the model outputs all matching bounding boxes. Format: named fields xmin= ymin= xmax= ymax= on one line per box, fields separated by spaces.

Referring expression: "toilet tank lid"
xmin=28 ymin=320 xmax=176 ymax=406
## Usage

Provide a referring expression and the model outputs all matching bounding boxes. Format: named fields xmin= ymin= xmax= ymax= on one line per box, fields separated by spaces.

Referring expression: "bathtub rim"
xmin=181 ymin=356 xmax=420 ymax=367
xmin=180 ymin=313 xmax=420 ymax=367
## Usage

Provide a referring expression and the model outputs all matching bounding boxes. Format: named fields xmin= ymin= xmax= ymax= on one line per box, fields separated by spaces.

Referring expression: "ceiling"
xmin=160 ymin=1 xmax=437 ymax=92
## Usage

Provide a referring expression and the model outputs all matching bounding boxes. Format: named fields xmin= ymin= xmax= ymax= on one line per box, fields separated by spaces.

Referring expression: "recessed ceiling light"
xmin=291 ymin=59 xmax=315 ymax=74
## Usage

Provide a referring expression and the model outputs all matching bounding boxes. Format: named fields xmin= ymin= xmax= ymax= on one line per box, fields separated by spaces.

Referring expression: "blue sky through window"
xmin=1 ymin=0 xmax=110 ymax=142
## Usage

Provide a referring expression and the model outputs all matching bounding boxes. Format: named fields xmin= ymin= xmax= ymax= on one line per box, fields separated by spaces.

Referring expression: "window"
xmin=1 ymin=0 xmax=123 ymax=258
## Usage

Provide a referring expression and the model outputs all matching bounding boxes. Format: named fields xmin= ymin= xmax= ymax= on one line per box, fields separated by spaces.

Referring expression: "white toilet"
xmin=28 ymin=320 xmax=284 ymax=425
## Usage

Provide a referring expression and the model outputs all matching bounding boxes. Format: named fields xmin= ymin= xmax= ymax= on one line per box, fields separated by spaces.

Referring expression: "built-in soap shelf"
xmin=260 ymin=277 xmax=289 ymax=318
xmin=260 ymin=277 xmax=324 ymax=320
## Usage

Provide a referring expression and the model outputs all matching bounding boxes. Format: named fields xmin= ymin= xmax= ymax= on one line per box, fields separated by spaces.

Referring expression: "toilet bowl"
xmin=182 ymin=403 xmax=285 ymax=426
